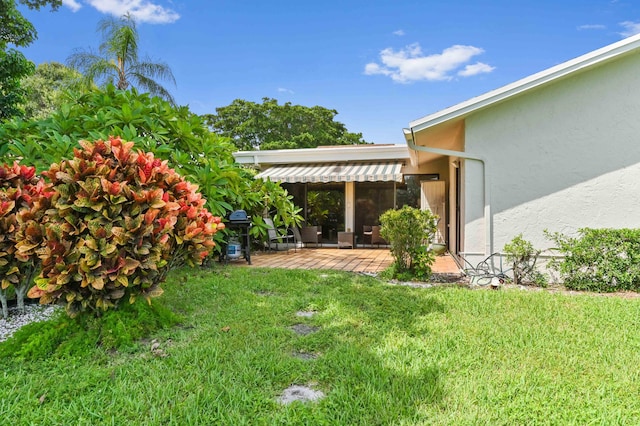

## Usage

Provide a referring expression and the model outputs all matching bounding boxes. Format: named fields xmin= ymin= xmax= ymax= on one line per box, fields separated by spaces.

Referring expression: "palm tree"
xmin=67 ymin=13 xmax=176 ymax=104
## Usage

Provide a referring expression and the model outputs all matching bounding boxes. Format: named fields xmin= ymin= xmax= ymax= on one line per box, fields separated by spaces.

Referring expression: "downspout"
xmin=405 ymin=128 xmax=493 ymax=260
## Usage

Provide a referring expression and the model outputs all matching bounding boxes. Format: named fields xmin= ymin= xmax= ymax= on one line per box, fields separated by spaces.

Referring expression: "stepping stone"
xmin=292 ymin=351 xmax=319 ymax=360
xmin=295 ymin=310 xmax=316 ymax=317
xmin=290 ymin=324 xmax=319 ymax=335
xmin=278 ymin=385 xmax=325 ymax=404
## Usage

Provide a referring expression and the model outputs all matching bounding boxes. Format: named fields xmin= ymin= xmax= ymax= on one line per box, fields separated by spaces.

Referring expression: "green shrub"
xmin=503 ymin=234 xmax=547 ymax=286
xmin=546 ymin=228 xmax=640 ymax=292
xmin=0 ymin=299 xmax=181 ymax=359
xmin=25 ymin=137 xmax=224 ymax=316
xmin=379 ymin=206 xmax=438 ymax=281
xmin=0 ymin=85 xmax=303 ymax=244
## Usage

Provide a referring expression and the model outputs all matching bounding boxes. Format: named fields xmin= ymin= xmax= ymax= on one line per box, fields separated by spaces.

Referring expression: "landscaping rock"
xmin=0 ymin=304 xmax=59 ymax=343
xmin=290 ymin=324 xmax=319 ymax=335
xmin=295 ymin=310 xmax=316 ymax=317
xmin=278 ymin=385 xmax=325 ymax=404
xmin=292 ymin=351 xmax=319 ymax=360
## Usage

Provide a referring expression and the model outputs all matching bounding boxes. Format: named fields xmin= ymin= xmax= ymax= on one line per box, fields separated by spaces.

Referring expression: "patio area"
xmin=229 ymin=248 xmax=461 ymax=275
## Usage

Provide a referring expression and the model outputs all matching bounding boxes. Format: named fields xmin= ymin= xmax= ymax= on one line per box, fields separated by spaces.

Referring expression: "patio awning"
xmin=255 ymin=162 xmax=404 ymax=183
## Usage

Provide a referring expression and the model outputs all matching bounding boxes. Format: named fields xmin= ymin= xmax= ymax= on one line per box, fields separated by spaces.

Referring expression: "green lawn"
xmin=2 ymin=266 xmax=640 ymax=425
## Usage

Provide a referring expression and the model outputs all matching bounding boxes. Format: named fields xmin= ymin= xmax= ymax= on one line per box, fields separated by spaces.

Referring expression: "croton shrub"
xmin=0 ymin=163 xmax=53 ymax=318
xmin=26 ymin=137 xmax=224 ymax=316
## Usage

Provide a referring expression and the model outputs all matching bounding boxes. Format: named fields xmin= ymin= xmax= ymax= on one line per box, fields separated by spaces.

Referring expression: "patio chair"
xmin=338 ymin=231 xmax=354 ymax=249
xmin=371 ymin=225 xmax=387 ymax=247
xmin=301 ymin=225 xmax=322 ymax=247
xmin=362 ymin=225 xmax=373 ymax=247
xmin=291 ymin=226 xmax=304 ymax=250
xmin=264 ymin=217 xmax=297 ymax=252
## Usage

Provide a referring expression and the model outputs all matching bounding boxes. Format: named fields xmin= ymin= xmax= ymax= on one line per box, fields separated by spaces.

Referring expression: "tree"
xmin=20 ymin=61 xmax=82 ymax=119
xmin=203 ymin=97 xmax=370 ymax=150
xmin=67 ymin=13 xmax=176 ymax=105
xmin=0 ymin=85 xmax=302 ymax=241
xmin=0 ymin=0 xmax=61 ymax=120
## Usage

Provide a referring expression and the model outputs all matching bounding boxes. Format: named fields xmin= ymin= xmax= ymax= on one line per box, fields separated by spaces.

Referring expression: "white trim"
xmin=233 ymin=145 xmax=410 ymax=165
xmin=409 ymin=33 xmax=640 ymax=132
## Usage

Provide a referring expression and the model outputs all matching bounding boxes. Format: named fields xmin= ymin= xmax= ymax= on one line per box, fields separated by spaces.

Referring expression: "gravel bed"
xmin=0 ymin=304 xmax=60 ymax=343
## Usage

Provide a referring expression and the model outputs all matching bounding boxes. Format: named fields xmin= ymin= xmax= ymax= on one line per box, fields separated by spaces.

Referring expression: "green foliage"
xmin=13 ymin=0 xmax=61 ymax=11
xmin=0 ymin=85 xmax=231 ymax=171
xmin=503 ymin=234 xmax=547 ymax=286
xmin=306 ymin=189 xmax=343 ymax=227
xmin=246 ymin=178 xmax=302 ymax=243
xmin=20 ymin=61 xmax=83 ymax=119
xmin=24 ymin=137 xmax=223 ymax=316
xmin=203 ymin=97 xmax=370 ymax=150
xmin=67 ymin=13 xmax=176 ymax=104
xmin=0 ymin=298 xmax=179 ymax=359
xmin=1 ymin=1 xmax=37 ymax=48
xmin=546 ymin=228 xmax=640 ymax=292
xmin=379 ymin=205 xmax=438 ymax=280
xmin=0 ymin=0 xmax=61 ymax=120
xmin=0 ymin=86 xmax=303 ymax=241
xmin=0 ymin=161 xmax=52 ymax=317
xmin=0 ymin=48 xmax=34 ymax=120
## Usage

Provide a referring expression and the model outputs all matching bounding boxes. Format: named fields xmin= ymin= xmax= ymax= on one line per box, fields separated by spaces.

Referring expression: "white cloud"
xmin=458 ymin=62 xmax=495 ymax=77
xmin=619 ymin=21 xmax=640 ymax=37
xmin=86 ymin=0 xmax=180 ymax=24
xmin=364 ymin=43 xmax=493 ymax=83
xmin=393 ymin=29 xmax=405 ymax=36
xmin=63 ymin=0 xmax=83 ymax=12
xmin=577 ymin=24 xmax=606 ymax=30
xmin=364 ymin=63 xmax=389 ymax=76
xmin=277 ymin=87 xmax=295 ymax=94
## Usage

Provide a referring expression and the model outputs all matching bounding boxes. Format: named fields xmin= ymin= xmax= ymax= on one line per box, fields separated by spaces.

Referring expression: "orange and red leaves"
xmin=21 ymin=137 xmax=222 ymax=317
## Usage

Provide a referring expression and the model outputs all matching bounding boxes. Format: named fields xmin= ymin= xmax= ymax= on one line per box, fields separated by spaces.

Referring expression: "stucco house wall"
xmin=462 ymin=50 xmax=640 ymax=258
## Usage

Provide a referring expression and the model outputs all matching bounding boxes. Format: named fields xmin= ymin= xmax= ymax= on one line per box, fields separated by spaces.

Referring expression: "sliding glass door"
xmin=354 ymin=182 xmax=395 ymax=243
xmin=306 ymin=183 xmax=344 ymax=244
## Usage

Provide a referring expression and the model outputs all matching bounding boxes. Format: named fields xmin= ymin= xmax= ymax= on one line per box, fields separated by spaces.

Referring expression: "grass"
xmin=1 ymin=266 xmax=640 ymax=425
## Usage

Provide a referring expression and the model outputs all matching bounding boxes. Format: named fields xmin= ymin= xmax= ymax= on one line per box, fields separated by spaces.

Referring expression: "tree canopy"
xmin=67 ymin=13 xmax=176 ymax=104
xmin=0 ymin=0 xmax=61 ymax=120
xmin=20 ymin=61 xmax=82 ymax=119
xmin=203 ymin=97 xmax=370 ymax=151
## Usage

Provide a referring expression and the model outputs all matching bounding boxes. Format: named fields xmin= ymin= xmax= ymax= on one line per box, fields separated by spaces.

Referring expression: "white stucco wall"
xmin=462 ymin=52 xmax=640 ymax=261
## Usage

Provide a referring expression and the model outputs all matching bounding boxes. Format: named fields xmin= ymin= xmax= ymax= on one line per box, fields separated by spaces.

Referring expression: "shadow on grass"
xmin=273 ymin=274 xmax=446 ymax=424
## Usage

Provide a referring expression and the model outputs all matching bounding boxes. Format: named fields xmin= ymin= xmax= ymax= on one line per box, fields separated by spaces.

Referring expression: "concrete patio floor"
xmin=228 ymin=247 xmax=461 ymax=275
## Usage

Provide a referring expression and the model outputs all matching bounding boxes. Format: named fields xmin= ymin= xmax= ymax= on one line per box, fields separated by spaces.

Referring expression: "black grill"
xmin=220 ymin=210 xmax=252 ymax=264
xmin=228 ymin=209 xmax=250 ymax=223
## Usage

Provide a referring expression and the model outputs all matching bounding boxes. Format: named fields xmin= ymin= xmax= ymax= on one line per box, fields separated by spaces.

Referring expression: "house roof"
xmin=408 ymin=33 xmax=640 ymax=134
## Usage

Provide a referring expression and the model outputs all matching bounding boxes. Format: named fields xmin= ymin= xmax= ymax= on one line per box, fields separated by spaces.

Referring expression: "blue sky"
xmin=17 ymin=0 xmax=640 ymax=144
